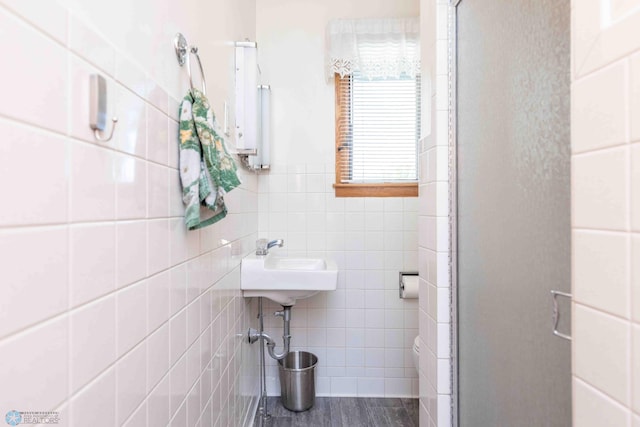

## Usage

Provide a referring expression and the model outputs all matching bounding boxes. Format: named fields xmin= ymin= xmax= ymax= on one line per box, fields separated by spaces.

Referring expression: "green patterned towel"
xmin=179 ymin=89 xmax=241 ymax=230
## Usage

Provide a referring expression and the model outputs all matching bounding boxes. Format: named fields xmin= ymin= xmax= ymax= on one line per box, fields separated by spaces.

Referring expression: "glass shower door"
xmin=455 ymin=0 xmax=571 ymax=425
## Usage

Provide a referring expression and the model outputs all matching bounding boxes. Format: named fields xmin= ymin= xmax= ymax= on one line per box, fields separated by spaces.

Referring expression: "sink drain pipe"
xmin=263 ymin=306 xmax=292 ymax=360
xmin=248 ymin=305 xmax=292 ymax=361
xmin=248 ymin=301 xmax=293 ymax=425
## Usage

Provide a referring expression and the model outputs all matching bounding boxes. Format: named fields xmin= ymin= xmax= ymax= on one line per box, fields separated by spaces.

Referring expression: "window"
xmin=334 ymin=72 xmax=421 ymax=197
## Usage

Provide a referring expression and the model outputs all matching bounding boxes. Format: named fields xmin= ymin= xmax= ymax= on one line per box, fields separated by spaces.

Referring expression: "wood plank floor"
xmin=254 ymin=397 xmax=419 ymax=427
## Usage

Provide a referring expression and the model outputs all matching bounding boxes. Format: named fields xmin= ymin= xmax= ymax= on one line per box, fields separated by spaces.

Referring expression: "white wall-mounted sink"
xmin=240 ymin=253 xmax=338 ymax=306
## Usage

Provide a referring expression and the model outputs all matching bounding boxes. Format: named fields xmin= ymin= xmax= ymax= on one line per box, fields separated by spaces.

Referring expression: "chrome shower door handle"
xmin=551 ymin=290 xmax=572 ymax=341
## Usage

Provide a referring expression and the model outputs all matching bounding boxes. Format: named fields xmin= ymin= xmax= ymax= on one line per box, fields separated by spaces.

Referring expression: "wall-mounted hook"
xmin=89 ymin=74 xmax=118 ymax=142
xmin=93 ymin=117 xmax=118 ymax=142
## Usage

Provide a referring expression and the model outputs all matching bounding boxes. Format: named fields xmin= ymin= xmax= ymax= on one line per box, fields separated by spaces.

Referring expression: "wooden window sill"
xmin=333 ymin=183 xmax=418 ymax=197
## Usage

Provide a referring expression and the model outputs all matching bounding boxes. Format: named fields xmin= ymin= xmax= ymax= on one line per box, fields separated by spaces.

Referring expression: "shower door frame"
xmin=447 ymin=2 xmax=460 ymax=426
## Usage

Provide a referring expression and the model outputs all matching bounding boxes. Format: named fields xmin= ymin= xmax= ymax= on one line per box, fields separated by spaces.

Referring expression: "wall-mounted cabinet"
xmin=235 ymin=41 xmax=270 ymax=170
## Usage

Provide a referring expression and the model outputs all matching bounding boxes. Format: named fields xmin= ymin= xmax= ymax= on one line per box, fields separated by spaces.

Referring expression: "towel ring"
xmin=174 ymin=33 xmax=207 ymax=95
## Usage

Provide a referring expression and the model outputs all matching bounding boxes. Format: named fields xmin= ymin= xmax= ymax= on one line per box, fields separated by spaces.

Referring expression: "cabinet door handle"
xmin=551 ymin=290 xmax=572 ymax=341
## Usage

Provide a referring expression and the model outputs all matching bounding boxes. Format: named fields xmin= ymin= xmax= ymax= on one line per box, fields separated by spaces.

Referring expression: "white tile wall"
xmin=257 ymin=165 xmax=420 ymax=398
xmin=574 ymin=378 xmax=631 ymax=427
xmin=0 ymin=0 xmax=260 ymax=426
xmin=255 ymin=0 xmax=421 ymax=400
xmin=572 ymin=0 xmax=640 ymax=424
xmin=418 ymin=0 xmax=451 ymax=426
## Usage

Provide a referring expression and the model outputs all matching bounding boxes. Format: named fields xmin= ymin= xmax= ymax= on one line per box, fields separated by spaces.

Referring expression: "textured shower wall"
xmin=0 ymin=0 xmax=259 ymax=425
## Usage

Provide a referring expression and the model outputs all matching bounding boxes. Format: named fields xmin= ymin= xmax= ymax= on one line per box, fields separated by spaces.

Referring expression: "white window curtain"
xmin=325 ymin=17 xmax=420 ymax=80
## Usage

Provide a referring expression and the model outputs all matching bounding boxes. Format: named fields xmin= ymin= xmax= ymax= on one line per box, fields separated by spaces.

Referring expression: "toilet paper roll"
xmin=400 ymin=275 xmax=419 ymax=299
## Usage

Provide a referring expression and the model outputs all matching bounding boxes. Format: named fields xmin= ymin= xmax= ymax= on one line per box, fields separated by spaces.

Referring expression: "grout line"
xmin=627 ymin=61 xmax=635 ymax=410
xmin=0 ymin=237 xmax=253 ymax=345
xmin=575 ymin=36 xmax=640 ymax=82
xmin=574 ymin=375 xmax=632 ymax=413
xmin=574 ymin=300 xmax=634 ymax=324
xmin=0 ymin=111 xmax=68 ymax=139
xmin=573 ymin=227 xmax=635 ymax=235
xmin=572 ymin=140 xmax=631 ymax=157
xmin=0 ymin=2 xmax=68 ymax=49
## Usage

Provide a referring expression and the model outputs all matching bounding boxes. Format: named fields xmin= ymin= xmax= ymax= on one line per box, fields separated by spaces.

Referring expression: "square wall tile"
xmin=436 ymin=394 xmax=451 ymax=427
xmin=436 ymin=323 xmax=450 ymax=359
xmin=70 ymin=15 xmax=115 ymax=75
xmin=114 ymin=85 xmax=147 ymax=158
xmin=572 ymin=61 xmax=627 ymax=153
xmin=115 ymin=54 xmax=149 ymax=100
xmin=574 ymin=304 xmax=629 ymax=404
xmin=148 ymin=375 xmax=170 ymax=427
xmin=0 ymin=9 xmax=67 ymax=133
xmin=148 ymin=83 xmax=168 ymax=115
xmin=148 ymin=219 xmax=170 ymax=275
xmin=147 ymin=270 xmax=170 ymax=333
xmin=572 ymin=148 xmax=628 ymax=230
xmin=147 ymin=323 xmax=170 ymax=392
xmin=70 ymin=296 xmax=116 ymax=393
xmin=146 ymin=163 xmax=170 ymax=218
xmin=70 ymin=223 xmax=116 ymax=307
xmin=0 ymin=121 xmax=68 ymax=226
xmin=436 ymin=359 xmax=451 ymax=394
xmin=633 ymin=236 xmax=640 ymax=322
xmin=170 ymin=310 xmax=187 ymax=365
xmin=168 ymin=120 xmax=180 ymax=169
xmin=385 ymin=378 xmax=412 ymax=397
xmin=427 ymin=284 xmax=437 ymax=319
xmin=632 ymin=145 xmax=640 ymax=231
xmin=634 ymin=325 xmax=640 ymax=412
xmin=366 ymin=348 xmax=385 ymax=368
xmin=575 ymin=0 xmax=640 ymax=76
xmin=147 ymin=106 xmax=169 ymax=165
xmin=69 ymin=367 xmax=116 ymax=427
xmin=122 ymin=401 xmax=146 ymax=427
xmin=0 ymin=227 xmax=68 ymax=337
xmin=0 ymin=316 xmax=67 ymax=410
xmin=116 ymin=280 xmax=147 ymax=357
xmin=357 ymin=378 xmax=385 ymax=396
xmin=117 ymin=221 xmax=148 ymax=288
xmin=574 ymin=378 xmax=630 ymax=427
xmin=573 ymin=230 xmax=629 ymax=317
xmin=384 ymin=348 xmax=405 ymax=368
xmin=426 ymin=148 xmax=437 ymax=184
xmin=70 ymin=142 xmax=116 ymax=222
xmin=631 ymin=55 xmax=640 ymax=142
xmin=169 ymin=170 xmax=185 ymax=218
xmin=331 ymin=377 xmax=357 ymax=396
xmin=116 ymin=154 xmax=147 ymax=220
xmin=435 ymin=253 xmax=449 ymax=288
xmin=116 ymin=342 xmax=147 ymax=425
xmin=1 ymin=0 xmax=67 ymax=44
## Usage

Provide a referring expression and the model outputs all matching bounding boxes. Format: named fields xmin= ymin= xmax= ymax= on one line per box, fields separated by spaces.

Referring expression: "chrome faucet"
xmin=255 ymin=238 xmax=284 ymax=256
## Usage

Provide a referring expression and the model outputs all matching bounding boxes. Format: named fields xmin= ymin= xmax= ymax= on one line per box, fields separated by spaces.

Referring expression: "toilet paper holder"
xmin=399 ymin=271 xmax=419 ymax=299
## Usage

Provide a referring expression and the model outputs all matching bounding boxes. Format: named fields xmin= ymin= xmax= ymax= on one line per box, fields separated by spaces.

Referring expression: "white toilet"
xmin=412 ymin=336 xmax=420 ymax=371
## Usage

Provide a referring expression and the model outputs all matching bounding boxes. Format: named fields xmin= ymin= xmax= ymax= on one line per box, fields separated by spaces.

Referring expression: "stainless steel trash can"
xmin=278 ymin=351 xmax=318 ymax=412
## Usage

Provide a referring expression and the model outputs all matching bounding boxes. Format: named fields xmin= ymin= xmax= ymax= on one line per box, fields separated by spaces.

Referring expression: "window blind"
xmin=336 ymin=73 xmax=421 ymax=184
